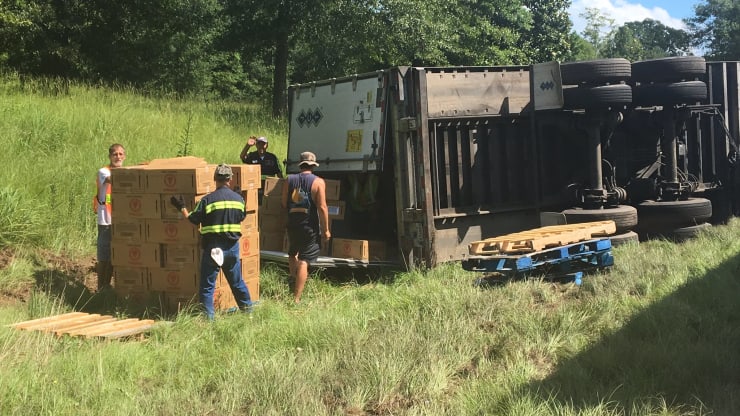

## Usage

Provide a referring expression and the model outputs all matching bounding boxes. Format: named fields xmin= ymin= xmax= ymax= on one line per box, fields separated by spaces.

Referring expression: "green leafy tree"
xmin=603 ymin=19 xmax=691 ymax=60
xmin=686 ymin=0 xmax=740 ymax=60
xmin=83 ymin=0 xmax=225 ymax=94
xmin=0 ymin=0 xmax=89 ymax=77
xmin=523 ymin=0 xmax=573 ymax=63
xmin=563 ymin=31 xmax=598 ymax=61
xmin=578 ymin=7 xmax=614 ymax=59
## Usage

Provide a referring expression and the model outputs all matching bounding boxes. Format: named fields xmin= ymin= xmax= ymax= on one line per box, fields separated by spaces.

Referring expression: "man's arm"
xmin=240 ymin=136 xmax=256 ymax=162
xmin=313 ymin=178 xmax=331 ymax=241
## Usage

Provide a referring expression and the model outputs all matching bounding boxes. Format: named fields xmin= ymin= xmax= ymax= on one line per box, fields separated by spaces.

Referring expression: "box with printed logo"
xmin=161 ymin=243 xmax=200 ymax=268
xmin=111 ymin=193 xmax=163 ymax=220
xmin=159 ymin=193 xmax=203 ymax=220
xmin=111 ymin=242 xmax=162 ymax=267
xmin=149 ymin=267 xmax=198 ymax=292
xmin=239 ymin=232 xmax=260 ymax=258
xmin=112 ymin=219 xmax=145 ymax=241
xmin=113 ymin=266 xmax=149 ymax=290
xmin=145 ymin=219 xmax=200 ymax=244
xmin=110 ymin=166 xmax=144 ymax=193
xmin=144 ymin=166 xmax=215 ymax=194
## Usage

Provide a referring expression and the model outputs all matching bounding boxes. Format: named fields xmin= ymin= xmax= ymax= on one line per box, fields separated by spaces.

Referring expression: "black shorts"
xmin=287 ymin=224 xmax=320 ymax=263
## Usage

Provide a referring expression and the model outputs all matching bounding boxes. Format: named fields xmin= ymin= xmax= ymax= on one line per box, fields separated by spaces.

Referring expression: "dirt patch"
xmin=0 ymin=247 xmax=97 ymax=306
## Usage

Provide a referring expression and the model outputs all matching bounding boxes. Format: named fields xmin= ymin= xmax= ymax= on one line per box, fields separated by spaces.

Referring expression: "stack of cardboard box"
xmin=259 ymin=177 xmax=382 ymax=258
xmin=109 ymin=157 xmax=261 ymax=314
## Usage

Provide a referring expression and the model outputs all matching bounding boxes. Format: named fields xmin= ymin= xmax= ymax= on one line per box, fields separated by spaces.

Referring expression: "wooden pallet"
xmin=8 ymin=312 xmax=162 ymax=339
xmin=468 ymin=220 xmax=616 ymax=255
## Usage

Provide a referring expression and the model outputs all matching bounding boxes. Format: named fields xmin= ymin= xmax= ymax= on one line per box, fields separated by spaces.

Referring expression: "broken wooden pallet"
xmin=468 ymin=220 xmax=616 ymax=255
xmin=8 ymin=312 xmax=163 ymax=339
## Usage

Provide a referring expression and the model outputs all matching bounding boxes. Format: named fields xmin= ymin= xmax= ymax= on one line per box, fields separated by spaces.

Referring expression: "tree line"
xmin=0 ymin=0 xmax=736 ymax=115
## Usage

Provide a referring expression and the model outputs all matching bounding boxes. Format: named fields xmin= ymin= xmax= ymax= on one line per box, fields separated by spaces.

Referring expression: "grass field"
xmin=1 ymin=74 xmax=739 ymax=415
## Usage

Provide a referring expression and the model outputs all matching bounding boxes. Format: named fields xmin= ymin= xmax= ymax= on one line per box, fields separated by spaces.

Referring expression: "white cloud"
xmin=570 ymin=0 xmax=686 ymax=35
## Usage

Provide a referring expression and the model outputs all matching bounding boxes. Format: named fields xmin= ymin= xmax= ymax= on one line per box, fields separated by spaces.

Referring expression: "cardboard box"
xmin=325 ymin=179 xmax=341 ymax=200
xmin=146 ymin=156 xmax=207 ymax=167
xmin=229 ymin=164 xmax=262 ymax=191
xmin=111 ymin=193 xmax=163 ymax=220
xmin=260 ymin=193 xmax=284 ymax=212
xmin=241 ymin=254 xmax=260 ymax=280
xmin=112 ymin=219 xmax=145 ymax=241
xmin=244 ymin=276 xmax=260 ymax=302
xmin=113 ymin=286 xmax=153 ymax=305
xmin=149 ymin=267 xmax=199 ymax=292
xmin=146 ymin=219 xmax=200 ymax=244
xmin=111 ymin=242 xmax=162 ymax=267
xmin=327 ymin=200 xmax=345 ymax=220
xmin=144 ymin=166 xmax=214 ymax=194
xmin=258 ymin=213 xmax=287 ymax=234
xmin=213 ymin=284 xmax=237 ymax=310
xmin=260 ymin=231 xmax=286 ymax=251
xmin=113 ymin=266 xmax=149 ymax=289
xmin=239 ymin=232 xmax=260 ymax=258
xmin=241 ymin=212 xmax=258 ymax=234
xmin=263 ymin=177 xmax=286 ymax=197
xmin=110 ymin=167 xmax=144 ymax=193
xmin=331 ymin=238 xmax=387 ymax=261
xmin=161 ymin=292 xmax=198 ymax=314
xmin=161 ymin=243 xmax=200 ymax=267
xmin=159 ymin=194 xmax=202 ymax=220
xmin=242 ymin=189 xmax=259 ymax=212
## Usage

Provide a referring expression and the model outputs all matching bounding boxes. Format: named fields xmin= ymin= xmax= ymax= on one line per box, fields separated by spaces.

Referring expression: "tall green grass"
xmin=0 ymin=74 xmax=287 ymax=254
xmin=1 ymin=74 xmax=740 ymax=415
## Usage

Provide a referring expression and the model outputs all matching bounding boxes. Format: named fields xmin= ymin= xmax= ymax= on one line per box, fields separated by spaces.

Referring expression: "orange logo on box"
xmin=342 ymin=242 xmax=352 ymax=255
xmin=128 ymin=247 xmax=141 ymax=261
xmin=242 ymin=239 xmax=251 ymax=254
xmin=164 ymin=174 xmax=177 ymax=188
xmin=166 ymin=271 xmax=180 ymax=285
xmin=128 ymin=198 xmax=142 ymax=213
xmin=165 ymin=223 xmax=178 ymax=238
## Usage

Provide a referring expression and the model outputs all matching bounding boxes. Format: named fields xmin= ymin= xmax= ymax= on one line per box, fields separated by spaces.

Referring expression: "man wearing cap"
xmin=240 ymin=135 xmax=283 ymax=178
xmin=281 ymin=151 xmax=331 ymax=303
xmin=170 ymin=164 xmax=253 ymax=319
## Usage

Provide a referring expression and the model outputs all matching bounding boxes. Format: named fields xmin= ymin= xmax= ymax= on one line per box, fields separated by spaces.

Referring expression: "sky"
xmin=569 ymin=0 xmax=701 ymax=34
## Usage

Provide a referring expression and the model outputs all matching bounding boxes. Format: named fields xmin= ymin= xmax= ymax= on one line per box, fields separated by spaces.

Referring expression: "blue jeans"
xmin=97 ymin=225 xmax=112 ymax=261
xmin=199 ymin=240 xmax=252 ymax=319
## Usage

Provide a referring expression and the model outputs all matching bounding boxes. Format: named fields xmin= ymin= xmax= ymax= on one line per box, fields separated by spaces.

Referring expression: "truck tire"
xmin=563 ymin=84 xmax=632 ymax=110
xmin=635 ymin=198 xmax=712 ymax=229
xmin=668 ymin=222 xmax=711 ymax=242
xmin=610 ymin=230 xmax=640 ymax=246
xmin=633 ymin=81 xmax=707 ymax=106
xmin=561 ymin=58 xmax=632 ymax=85
xmin=632 ymin=56 xmax=706 ymax=83
xmin=561 ymin=205 xmax=638 ymax=233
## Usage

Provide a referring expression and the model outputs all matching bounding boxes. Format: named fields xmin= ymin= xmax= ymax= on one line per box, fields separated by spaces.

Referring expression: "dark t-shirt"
xmin=241 ymin=151 xmax=282 ymax=177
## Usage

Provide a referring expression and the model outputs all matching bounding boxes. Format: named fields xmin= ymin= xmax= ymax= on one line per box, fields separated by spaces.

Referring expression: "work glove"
xmin=170 ymin=196 xmax=186 ymax=210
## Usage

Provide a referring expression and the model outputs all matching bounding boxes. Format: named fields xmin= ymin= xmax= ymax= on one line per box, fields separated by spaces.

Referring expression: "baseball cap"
xmin=214 ymin=164 xmax=233 ymax=180
xmin=256 ymin=136 xmax=268 ymax=144
xmin=299 ymin=151 xmax=319 ymax=167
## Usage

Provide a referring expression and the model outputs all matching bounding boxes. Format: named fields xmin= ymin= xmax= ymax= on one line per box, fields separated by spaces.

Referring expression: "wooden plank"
xmin=66 ymin=318 xmax=143 ymax=337
xmin=101 ymin=322 xmax=160 ymax=339
xmin=11 ymin=312 xmax=162 ymax=339
xmin=9 ymin=312 xmax=87 ymax=330
xmin=54 ymin=317 xmax=118 ymax=336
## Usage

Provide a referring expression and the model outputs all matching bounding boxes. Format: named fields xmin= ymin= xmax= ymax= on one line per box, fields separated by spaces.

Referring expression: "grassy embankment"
xmin=1 ymin=75 xmax=739 ymax=415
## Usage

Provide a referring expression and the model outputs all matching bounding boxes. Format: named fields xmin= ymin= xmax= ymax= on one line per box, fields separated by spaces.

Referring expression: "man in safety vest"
xmin=95 ymin=143 xmax=126 ymax=292
xmin=170 ymin=164 xmax=254 ymax=319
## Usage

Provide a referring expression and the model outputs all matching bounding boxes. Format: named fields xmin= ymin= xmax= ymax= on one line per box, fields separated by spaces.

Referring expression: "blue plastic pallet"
xmin=462 ymin=238 xmax=613 ymax=284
